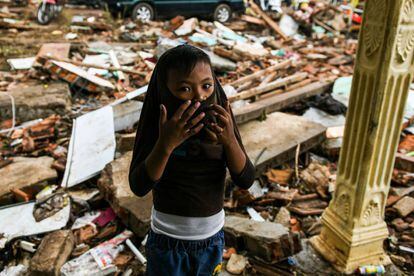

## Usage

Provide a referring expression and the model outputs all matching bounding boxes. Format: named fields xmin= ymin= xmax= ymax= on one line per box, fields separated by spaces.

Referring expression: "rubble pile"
xmin=0 ymin=0 xmax=413 ymax=275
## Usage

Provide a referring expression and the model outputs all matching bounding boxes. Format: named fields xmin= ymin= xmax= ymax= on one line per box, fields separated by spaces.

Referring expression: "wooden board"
xmin=240 ymin=112 xmax=326 ymax=176
xmin=234 ymin=82 xmax=332 ymax=124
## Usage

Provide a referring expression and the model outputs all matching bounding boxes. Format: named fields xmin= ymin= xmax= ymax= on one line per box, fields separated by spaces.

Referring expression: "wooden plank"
xmin=248 ymin=0 xmax=288 ymax=40
xmin=229 ymin=73 xmax=308 ymax=102
xmin=240 ymin=112 xmax=326 ymax=177
xmin=229 ymin=60 xmax=291 ymax=87
xmin=234 ymin=81 xmax=332 ymax=124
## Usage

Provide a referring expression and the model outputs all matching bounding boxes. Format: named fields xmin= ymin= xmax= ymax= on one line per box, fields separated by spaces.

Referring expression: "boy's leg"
xmin=145 ymin=230 xmax=191 ymax=276
xmin=191 ymin=230 xmax=224 ymax=276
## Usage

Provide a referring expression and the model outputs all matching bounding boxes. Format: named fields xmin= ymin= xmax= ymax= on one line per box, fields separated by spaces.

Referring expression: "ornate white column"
xmin=310 ymin=0 xmax=414 ymax=273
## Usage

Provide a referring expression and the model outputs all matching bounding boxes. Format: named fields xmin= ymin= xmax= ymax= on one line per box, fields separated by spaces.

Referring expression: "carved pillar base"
xmin=309 ymin=0 xmax=414 ymax=272
xmin=310 ymin=209 xmax=391 ymax=273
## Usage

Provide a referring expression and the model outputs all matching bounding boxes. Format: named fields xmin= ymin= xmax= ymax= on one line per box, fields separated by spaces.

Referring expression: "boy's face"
xmin=166 ymin=62 xmax=215 ymax=102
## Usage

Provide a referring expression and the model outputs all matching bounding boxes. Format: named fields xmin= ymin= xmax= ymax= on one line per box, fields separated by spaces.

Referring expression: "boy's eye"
xmin=203 ymin=83 xmax=212 ymax=89
xmin=180 ymin=87 xmax=191 ymax=92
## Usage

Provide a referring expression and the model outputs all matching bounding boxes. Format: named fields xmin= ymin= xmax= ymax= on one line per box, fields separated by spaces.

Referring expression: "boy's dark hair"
xmin=157 ymin=44 xmax=212 ymax=87
xmin=129 ymin=44 xmax=247 ymax=185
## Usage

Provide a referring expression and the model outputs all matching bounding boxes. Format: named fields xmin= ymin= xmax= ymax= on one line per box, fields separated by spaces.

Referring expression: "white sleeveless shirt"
xmin=150 ymin=206 xmax=225 ymax=240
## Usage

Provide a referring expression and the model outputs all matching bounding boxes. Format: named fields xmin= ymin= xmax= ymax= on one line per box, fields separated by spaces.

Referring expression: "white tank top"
xmin=150 ymin=206 xmax=225 ymax=240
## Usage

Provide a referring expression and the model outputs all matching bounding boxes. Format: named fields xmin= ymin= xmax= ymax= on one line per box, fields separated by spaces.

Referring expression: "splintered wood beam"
xmin=229 ymin=72 xmax=308 ymax=102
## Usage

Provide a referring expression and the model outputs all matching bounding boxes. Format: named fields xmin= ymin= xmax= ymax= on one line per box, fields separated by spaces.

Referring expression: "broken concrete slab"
xmin=0 ymin=82 xmax=71 ymax=122
xmin=224 ymin=215 xmax=302 ymax=264
xmin=30 ymin=230 xmax=75 ymax=276
xmin=36 ymin=43 xmax=71 ymax=62
xmin=98 ymin=151 xmax=152 ymax=238
xmin=0 ymin=156 xmax=57 ymax=198
xmin=239 ymin=112 xmax=326 ymax=177
xmin=393 ymin=196 xmax=414 ymax=217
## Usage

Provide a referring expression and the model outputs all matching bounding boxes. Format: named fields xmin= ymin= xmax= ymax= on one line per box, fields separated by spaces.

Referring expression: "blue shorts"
xmin=145 ymin=229 xmax=224 ymax=276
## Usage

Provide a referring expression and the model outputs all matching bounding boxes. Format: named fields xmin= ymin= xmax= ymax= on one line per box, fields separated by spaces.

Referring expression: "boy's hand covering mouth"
xmin=157 ymin=100 xmax=206 ymax=154
xmin=205 ymin=101 xmax=237 ymax=146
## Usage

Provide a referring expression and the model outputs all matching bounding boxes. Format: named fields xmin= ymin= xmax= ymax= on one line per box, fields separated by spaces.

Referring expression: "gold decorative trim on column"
xmin=310 ymin=0 xmax=414 ymax=273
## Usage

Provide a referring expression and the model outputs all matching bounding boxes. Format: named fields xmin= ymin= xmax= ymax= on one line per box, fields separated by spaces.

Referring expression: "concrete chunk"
xmin=98 ymin=151 xmax=152 ymax=237
xmin=239 ymin=112 xmax=326 ymax=177
xmin=224 ymin=215 xmax=302 ymax=263
xmin=116 ymin=133 xmax=136 ymax=154
xmin=0 ymin=82 xmax=71 ymax=122
xmin=30 ymin=230 xmax=75 ymax=276
xmin=0 ymin=156 xmax=57 ymax=198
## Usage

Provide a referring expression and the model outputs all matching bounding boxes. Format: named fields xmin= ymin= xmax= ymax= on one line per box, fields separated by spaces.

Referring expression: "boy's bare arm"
xmin=223 ymin=136 xmax=246 ymax=176
xmin=208 ymin=102 xmax=253 ymax=181
xmin=144 ymin=140 xmax=172 ymax=182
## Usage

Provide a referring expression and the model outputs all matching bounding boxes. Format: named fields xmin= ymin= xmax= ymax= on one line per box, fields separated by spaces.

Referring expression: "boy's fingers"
xmin=216 ymin=114 xmax=229 ymax=126
xmin=205 ymin=127 xmax=218 ymax=141
xmin=173 ymin=100 xmax=191 ymax=121
xmin=210 ymin=123 xmax=224 ymax=134
xmin=185 ymin=112 xmax=205 ymax=130
xmin=210 ymin=104 xmax=228 ymax=117
xmin=185 ymin=123 xmax=204 ymax=138
xmin=180 ymin=101 xmax=200 ymax=124
xmin=159 ymin=104 xmax=167 ymax=126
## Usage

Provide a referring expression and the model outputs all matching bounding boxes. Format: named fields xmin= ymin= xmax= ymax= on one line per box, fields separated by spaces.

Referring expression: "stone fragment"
xmin=226 ymin=254 xmax=248 ymax=275
xmin=0 ymin=82 xmax=71 ymax=122
xmin=301 ymin=217 xmax=322 ymax=236
xmin=30 ymin=230 xmax=75 ymax=276
xmin=0 ymin=156 xmax=57 ymax=198
xmin=288 ymin=198 xmax=328 ymax=216
xmin=393 ymin=196 xmax=414 ymax=217
xmin=98 ymin=151 xmax=152 ymax=237
xmin=224 ymin=216 xmax=302 ymax=263
xmin=391 ymin=218 xmax=409 ymax=232
xmin=116 ymin=133 xmax=136 ymax=154
xmin=300 ymin=162 xmax=331 ymax=198
xmin=390 ymin=254 xmax=406 ymax=267
xmin=274 ymin=207 xmax=291 ymax=228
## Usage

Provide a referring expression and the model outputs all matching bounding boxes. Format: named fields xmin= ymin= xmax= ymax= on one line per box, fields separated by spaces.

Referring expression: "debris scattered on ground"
xmin=0 ymin=0 xmax=412 ymax=274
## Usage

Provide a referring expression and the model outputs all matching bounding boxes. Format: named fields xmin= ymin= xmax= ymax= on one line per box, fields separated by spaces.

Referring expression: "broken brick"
xmin=393 ymin=197 xmax=414 ymax=217
xmin=30 ymin=230 xmax=74 ymax=276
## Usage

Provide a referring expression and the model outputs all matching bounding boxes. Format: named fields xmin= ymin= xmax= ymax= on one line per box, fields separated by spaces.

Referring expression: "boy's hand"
xmin=205 ymin=101 xmax=237 ymax=146
xmin=158 ymin=101 xmax=205 ymax=154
